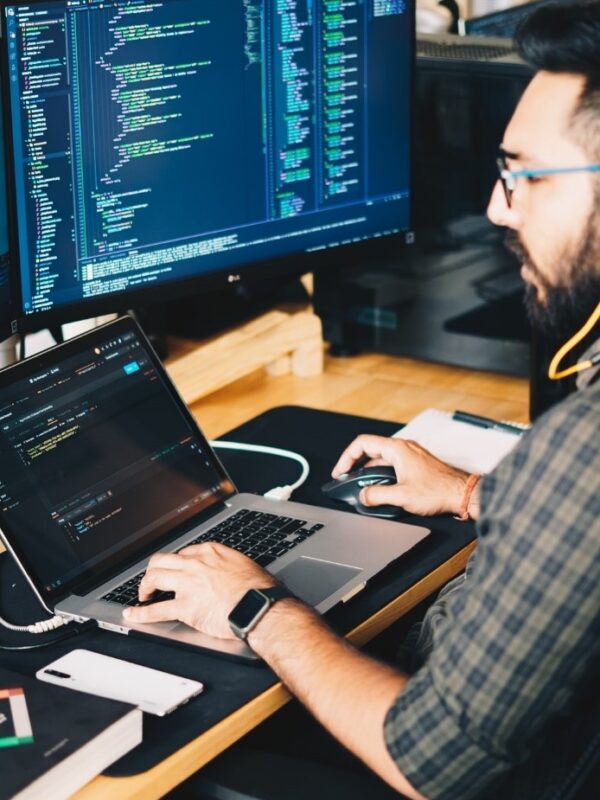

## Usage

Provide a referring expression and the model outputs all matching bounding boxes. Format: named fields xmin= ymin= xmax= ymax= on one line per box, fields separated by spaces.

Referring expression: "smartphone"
xmin=37 ymin=649 xmax=204 ymax=716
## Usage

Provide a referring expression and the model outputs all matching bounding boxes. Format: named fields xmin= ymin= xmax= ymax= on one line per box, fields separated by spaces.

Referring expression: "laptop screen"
xmin=0 ymin=317 xmax=235 ymax=603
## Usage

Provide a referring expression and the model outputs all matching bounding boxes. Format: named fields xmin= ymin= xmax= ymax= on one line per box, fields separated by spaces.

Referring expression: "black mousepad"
xmin=0 ymin=406 xmax=475 ymax=777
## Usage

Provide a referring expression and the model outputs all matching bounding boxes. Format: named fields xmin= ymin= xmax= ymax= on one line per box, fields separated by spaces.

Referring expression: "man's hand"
xmin=332 ymin=434 xmax=474 ymax=518
xmin=123 ymin=535 xmax=425 ymax=799
xmin=122 ymin=543 xmax=277 ymax=639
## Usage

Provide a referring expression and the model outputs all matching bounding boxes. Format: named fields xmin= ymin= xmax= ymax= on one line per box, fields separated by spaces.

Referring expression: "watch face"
xmin=229 ymin=590 xmax=268 ymax=631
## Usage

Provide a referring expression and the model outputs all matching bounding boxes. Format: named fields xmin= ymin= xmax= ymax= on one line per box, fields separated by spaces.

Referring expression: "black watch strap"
xmin=260 ymin=585 xmax=296 ymax=603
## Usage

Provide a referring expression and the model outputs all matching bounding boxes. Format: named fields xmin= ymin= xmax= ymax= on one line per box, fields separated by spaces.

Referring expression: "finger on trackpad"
xmin=276 ymin=557 xmax=361 ymax=606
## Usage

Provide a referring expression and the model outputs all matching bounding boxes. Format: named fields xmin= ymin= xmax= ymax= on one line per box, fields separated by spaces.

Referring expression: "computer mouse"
xmin=321 ymin=466 xmax=404 ymax=519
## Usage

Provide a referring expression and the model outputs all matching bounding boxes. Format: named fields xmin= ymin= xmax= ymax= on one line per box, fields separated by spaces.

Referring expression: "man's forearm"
xmin=248 ymin=600 xmax=425 ymax=800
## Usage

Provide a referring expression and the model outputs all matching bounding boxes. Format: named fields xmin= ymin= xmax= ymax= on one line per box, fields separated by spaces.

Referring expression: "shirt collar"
xmin=577 ymin=336 xmax=600 ymax=390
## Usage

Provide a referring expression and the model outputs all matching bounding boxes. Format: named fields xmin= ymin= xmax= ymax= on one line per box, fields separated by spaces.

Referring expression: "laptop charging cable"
xmin=0 ymin=609 xmax=93 ymax=652
xmin=0 ymin=612 xmax=70 ymax=635
xmin=210 ymin=441 xmax=310 ymax=501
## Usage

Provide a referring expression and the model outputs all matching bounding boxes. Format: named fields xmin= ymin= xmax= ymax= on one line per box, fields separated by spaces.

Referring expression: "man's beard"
xmin=505 ymin=216 xmax=600 ymax=344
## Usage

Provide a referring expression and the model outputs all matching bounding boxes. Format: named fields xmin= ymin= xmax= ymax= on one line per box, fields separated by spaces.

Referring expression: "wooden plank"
xmin=165 ymin=310 xmax=324 ymax=406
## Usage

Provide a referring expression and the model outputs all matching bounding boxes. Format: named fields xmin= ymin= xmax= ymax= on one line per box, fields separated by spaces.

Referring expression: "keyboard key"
xmin=279 ymin=520 xmax=305 ymax=534
xmin=134 ymin=590 xmax=175 ymax=607
xmin=255 ymin=554 xmax=276 ymax=567
xmin=241 ymin=537 xmax=260 ymax=547
xmin=275 ymin=516 xmax=294 ymax=526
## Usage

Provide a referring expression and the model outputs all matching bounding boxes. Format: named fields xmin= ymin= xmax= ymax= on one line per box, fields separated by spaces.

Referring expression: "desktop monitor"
xmin=1 ymin=0 xmax=414 ymax=331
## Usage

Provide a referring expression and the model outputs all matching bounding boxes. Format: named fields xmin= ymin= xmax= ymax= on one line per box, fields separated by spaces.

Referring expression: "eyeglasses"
xmin=496 ymin=153 xmax=600 ymax=207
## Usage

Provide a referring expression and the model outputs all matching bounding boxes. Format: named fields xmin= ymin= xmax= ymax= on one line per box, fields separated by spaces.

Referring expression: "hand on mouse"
xmin=332 ymin=435 xmax=476 ymax=518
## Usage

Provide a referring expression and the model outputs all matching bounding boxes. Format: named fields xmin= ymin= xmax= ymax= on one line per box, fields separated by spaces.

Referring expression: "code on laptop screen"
xmin=0 ymin=322 xmax=232 ymax=599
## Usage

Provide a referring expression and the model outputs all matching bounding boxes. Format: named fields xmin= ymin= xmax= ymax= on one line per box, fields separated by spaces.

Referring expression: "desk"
xmin=1 ymin=354 xmax=528 ymax=800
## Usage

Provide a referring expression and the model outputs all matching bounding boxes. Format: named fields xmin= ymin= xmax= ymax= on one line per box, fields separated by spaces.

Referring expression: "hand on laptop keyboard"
xmin=102 ymin=509 xmax=324 ymax=607
xmin=102 ymin=572 xmax=175 ymax=607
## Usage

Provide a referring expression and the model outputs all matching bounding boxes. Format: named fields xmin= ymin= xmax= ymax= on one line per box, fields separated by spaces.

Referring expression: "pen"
xmin=453 ymin=410 xmax=525 ymax=436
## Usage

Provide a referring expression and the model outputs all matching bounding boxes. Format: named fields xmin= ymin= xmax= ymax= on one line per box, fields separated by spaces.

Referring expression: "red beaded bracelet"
xmin=454 ymin=474 xmax=482 ymax=521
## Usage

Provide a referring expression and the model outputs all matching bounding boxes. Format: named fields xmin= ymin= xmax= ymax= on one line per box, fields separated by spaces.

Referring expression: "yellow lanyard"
xmin=548 ymin=303 xmax=600 ymax=380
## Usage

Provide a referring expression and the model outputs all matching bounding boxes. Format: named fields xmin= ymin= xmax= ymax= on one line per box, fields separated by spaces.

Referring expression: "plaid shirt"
xmin=384 ymin=339 xmax=600 ymax=800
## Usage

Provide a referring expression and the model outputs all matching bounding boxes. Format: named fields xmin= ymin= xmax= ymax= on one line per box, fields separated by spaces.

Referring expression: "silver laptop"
xmin=0 ymin=316 xmax=430 ymax=660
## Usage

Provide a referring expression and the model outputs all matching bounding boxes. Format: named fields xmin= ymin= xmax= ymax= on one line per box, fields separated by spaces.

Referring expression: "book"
xmin=393 ymin=408 xmax=526 ymax=474
xmin=0 ymin=667 xmax=142 ymax=800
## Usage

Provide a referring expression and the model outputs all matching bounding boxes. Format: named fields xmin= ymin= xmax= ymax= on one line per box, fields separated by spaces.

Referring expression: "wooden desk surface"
xmin=68 ymin=351 xmax=528 ymax=799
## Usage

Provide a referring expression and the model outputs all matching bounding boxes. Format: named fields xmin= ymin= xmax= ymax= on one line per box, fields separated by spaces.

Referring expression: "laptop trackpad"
xmin=277 ymin=557 xmax=362 ymax=606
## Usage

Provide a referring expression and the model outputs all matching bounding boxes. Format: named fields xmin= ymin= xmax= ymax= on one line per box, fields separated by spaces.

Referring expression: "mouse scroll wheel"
xmin=358 ymin=478 xmax=382 ymax=487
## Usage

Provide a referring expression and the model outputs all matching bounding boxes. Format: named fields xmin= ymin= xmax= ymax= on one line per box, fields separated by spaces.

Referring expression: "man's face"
xmin=487 ymin=71 xmax=600 ymax=339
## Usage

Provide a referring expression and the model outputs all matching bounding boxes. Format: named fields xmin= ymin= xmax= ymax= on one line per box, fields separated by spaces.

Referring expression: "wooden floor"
xmin=190 ymin=349 xmax=530 ymax=440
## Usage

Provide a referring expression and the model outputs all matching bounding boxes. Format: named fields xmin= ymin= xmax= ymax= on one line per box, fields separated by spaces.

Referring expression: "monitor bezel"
xmin=0 ymin=0 xmax=415 ymax=333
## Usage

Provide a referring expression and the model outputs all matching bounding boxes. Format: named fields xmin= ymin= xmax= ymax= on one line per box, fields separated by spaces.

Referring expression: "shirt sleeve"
xmin=384 ymin=389 xmax=600 ymax=800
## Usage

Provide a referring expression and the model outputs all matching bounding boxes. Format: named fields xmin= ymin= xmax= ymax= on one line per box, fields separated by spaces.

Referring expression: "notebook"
xmin=393 ymin=409 xmax=526 ymax=475
xmin=0 ymin=667 xmax=141 ymax=800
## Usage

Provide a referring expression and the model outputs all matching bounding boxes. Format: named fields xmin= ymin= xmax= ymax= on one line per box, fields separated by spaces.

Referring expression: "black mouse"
xmin=321 ymin=466 xmax=403 ymax=519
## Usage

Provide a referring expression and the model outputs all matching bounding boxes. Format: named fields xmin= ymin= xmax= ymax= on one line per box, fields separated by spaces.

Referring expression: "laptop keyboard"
xmin=102 ymin=509 xmax=324 ymax=607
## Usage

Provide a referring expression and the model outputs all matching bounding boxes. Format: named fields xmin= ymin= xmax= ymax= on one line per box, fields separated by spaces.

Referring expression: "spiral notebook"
xmin=393 ymin=409 xmax=527 ymax=475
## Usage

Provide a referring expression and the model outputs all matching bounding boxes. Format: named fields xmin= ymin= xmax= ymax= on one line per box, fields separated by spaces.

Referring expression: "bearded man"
xmin=127 ymin=3 xmax=600 ymax=798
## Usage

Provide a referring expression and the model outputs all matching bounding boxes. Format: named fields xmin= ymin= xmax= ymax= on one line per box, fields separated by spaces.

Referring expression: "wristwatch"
xmin=228 ymin=586 xmax=296 ymax=641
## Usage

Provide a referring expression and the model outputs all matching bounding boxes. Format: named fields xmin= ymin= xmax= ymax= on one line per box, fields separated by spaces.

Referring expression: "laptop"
xmin=0 ymin=316 xmax=430 ymax=660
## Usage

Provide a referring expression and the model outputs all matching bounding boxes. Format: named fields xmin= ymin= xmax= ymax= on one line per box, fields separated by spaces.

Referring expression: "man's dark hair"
xmin=516 ymin=1 xmax=600 ymax=159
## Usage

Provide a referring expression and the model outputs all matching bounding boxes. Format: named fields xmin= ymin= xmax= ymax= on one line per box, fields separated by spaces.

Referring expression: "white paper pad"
xmin=393 ymin=409 xmax=524 ymax=474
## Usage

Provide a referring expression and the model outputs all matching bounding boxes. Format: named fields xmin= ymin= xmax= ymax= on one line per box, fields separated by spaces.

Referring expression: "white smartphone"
xmin=36 ymin=649 xmax=204 ymax=716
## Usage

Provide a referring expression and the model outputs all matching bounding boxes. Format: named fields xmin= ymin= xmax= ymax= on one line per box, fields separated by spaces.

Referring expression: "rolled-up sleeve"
xmin=385 ymin=665 xmax=508 ymax=799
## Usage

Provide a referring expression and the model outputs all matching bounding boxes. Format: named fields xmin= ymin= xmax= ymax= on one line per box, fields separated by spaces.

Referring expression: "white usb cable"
xmin=0 ymin=612 xmax=70 ymax=635
xmin=210 ymin=440 xmax=310 ymax=501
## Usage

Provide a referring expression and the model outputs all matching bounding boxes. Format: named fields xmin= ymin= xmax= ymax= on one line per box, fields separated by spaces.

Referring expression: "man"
xmin=125 ymin=3 xmax=600 ymax=798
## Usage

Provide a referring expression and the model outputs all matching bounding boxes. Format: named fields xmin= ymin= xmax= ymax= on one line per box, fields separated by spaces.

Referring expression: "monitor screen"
xmin=2 ymin=0 xmax=413 ymax=325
